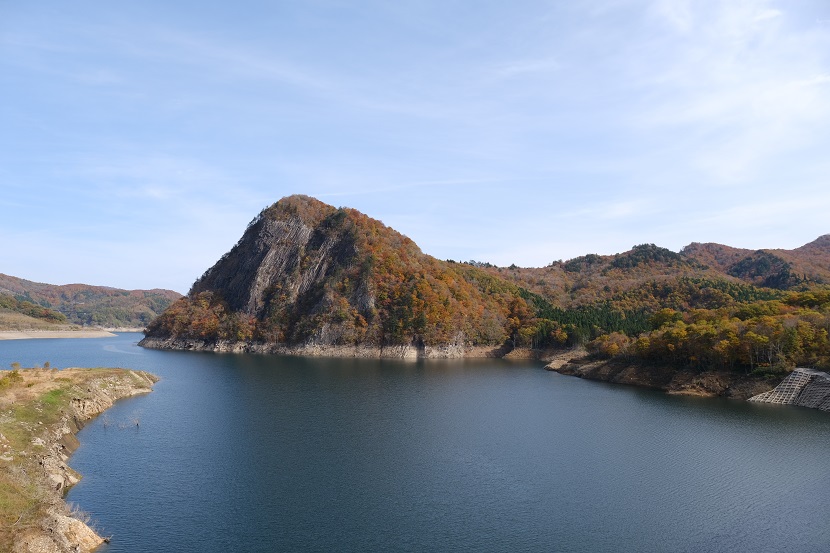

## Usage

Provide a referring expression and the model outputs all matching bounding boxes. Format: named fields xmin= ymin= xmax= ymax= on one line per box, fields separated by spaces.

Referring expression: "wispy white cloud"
xmin=701 ymin=196 xmax=830 ymax=228
xmin=647 ymin=0 xmax=694 ymax=33
xmin=567 ymin=199 xmax=658 ymax=222
xmin=614 ymin=0 xmax=830 ymax=186
xmin=754 ymin=8 xmax=783 ymax=23
xmin=493 ymin=58 xmax=562 ymax=79
xmin=311 ymin=177 xmax=513 ymax=199
xmin=142 ymin=30 xmax=331 ymax=92
xmin=2 ymin=0 xmax=828 ymax=289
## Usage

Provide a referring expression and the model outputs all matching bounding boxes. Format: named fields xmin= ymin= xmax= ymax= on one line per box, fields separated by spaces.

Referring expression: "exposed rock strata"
xmin=10 ymin=369 xmax=157 ymax=553
xmin=548 ymin=358 xmax=776 ymax=400
xmin=139 ymin=335 xmax=511 ymax=359
xmin=188 ymin=197 xmax=363 ymax=318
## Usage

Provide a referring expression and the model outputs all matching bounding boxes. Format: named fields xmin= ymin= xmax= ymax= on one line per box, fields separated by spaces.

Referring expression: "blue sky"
xmin=2 ymin=0 xmax=829 ymax=293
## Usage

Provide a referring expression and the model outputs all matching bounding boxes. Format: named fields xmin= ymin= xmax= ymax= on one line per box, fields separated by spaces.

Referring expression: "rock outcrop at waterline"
xmin=138 ymin=334 xmax=515 ymax=359
xmin=548 ymin=357 xmax=776 ymax=400
xmin=141 ymin=195 xmax=538 ymax=356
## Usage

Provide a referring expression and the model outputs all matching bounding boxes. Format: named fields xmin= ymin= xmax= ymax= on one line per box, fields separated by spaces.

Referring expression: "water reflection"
xmin=2 ymin=334 xmax=829 ymax=553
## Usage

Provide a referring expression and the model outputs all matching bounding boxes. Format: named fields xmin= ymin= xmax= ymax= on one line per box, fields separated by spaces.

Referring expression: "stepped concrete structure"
xmin=749 ymin=368 xmax=830 ymax=411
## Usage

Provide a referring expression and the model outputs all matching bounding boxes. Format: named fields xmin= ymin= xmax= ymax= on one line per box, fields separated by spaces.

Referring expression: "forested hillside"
xmin=0 ymin=274 xmax=181 ymax=328
xmin=0 ymin=294 xmax=71 ymax=331
xmin=144 ymin=195 xmax=830 ymax=371
xmin=480 ymin=237 xmax=830 ymax=371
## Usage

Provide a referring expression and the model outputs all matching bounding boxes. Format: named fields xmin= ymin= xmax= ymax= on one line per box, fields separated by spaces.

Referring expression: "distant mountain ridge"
xmin=681 ymin=235 xmax=830 ymax=289
xmin=142 ymin=195 xmax=830 ymax=372
xmin=487 ymin=236 xmax=830 ymax=310
xmin=0 ymin=274 xmax=181 ymax=328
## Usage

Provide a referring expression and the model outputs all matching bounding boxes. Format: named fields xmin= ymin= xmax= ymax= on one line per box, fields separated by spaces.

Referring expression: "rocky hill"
xmin=142 ymin=195 xmax=830 ymax=371
xmin=0 ymin=274 xmax=181 ymax=329
xmin=142 ymin=195 xmax=536 ymax=356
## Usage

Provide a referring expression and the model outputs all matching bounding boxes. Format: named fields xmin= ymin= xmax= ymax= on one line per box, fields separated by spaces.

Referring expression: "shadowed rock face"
xmin=749 ymin=368 xmax=830 ymax=411
xmin=190 ymin=197 xmax=358 ymax=318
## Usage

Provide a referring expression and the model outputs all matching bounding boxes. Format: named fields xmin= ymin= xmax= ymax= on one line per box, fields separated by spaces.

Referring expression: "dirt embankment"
xmin=548 ymin=356 xmax=779 ymax=399
xmin=0 ymin=367 xmax=157 ymax=553
xmin=0 ymin=330 xmax=117 ymax=341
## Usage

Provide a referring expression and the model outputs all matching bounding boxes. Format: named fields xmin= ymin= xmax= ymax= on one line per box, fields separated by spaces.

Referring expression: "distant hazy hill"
xmin=143 ymin=195 xmax=830 ymax=372
xmin=0 ymin=274 xmax=181 ymax=328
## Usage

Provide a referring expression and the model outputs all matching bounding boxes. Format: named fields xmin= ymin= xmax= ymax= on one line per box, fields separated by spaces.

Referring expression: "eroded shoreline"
xmin=548 ymin=357 xmax=778 ymax=400
xmin=0 ymin=367 xmax=157 ymax=553
xmin=138 ymin=335 xmax=514 ymax=359
xmin=141 ymin=334 xmax=781 ymax=401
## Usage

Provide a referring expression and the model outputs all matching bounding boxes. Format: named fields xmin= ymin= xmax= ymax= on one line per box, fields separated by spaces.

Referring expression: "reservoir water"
xmin=2 ymin=333 xmax=829 ymax=552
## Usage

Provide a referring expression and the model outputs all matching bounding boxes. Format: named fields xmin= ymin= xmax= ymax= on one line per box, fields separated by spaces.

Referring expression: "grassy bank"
xmin=0 ymin=311 xmax=80 ymax=332
xmin=0 ymin=366 xmax=157 ymax=553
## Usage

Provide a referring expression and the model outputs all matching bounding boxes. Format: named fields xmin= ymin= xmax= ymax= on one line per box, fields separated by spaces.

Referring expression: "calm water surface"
xmin=2 ymin=334 xmax=829 ymax=552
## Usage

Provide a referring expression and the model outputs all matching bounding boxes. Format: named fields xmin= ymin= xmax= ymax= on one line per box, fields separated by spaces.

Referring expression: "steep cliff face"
xmin=143 ymin=195 xmax=532 ymax=355
xmin=190 ymin=196 xmax=359 ymax=318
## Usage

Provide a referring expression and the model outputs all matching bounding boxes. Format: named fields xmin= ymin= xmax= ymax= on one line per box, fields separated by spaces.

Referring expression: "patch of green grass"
xmin=0 ymin=424 xmax=27 ymax=452
xmin=34 ymin=388 xmax=72 ymax=425
xmin=0 ymin=480 xmax=36 ymax=521
xmin=0 ymin=474 xmax=50 ymax=550
xmin=3 ymin=389 xmax=72 ymax=449
xmin=41 ymin=389 xmax=65 ymax=406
